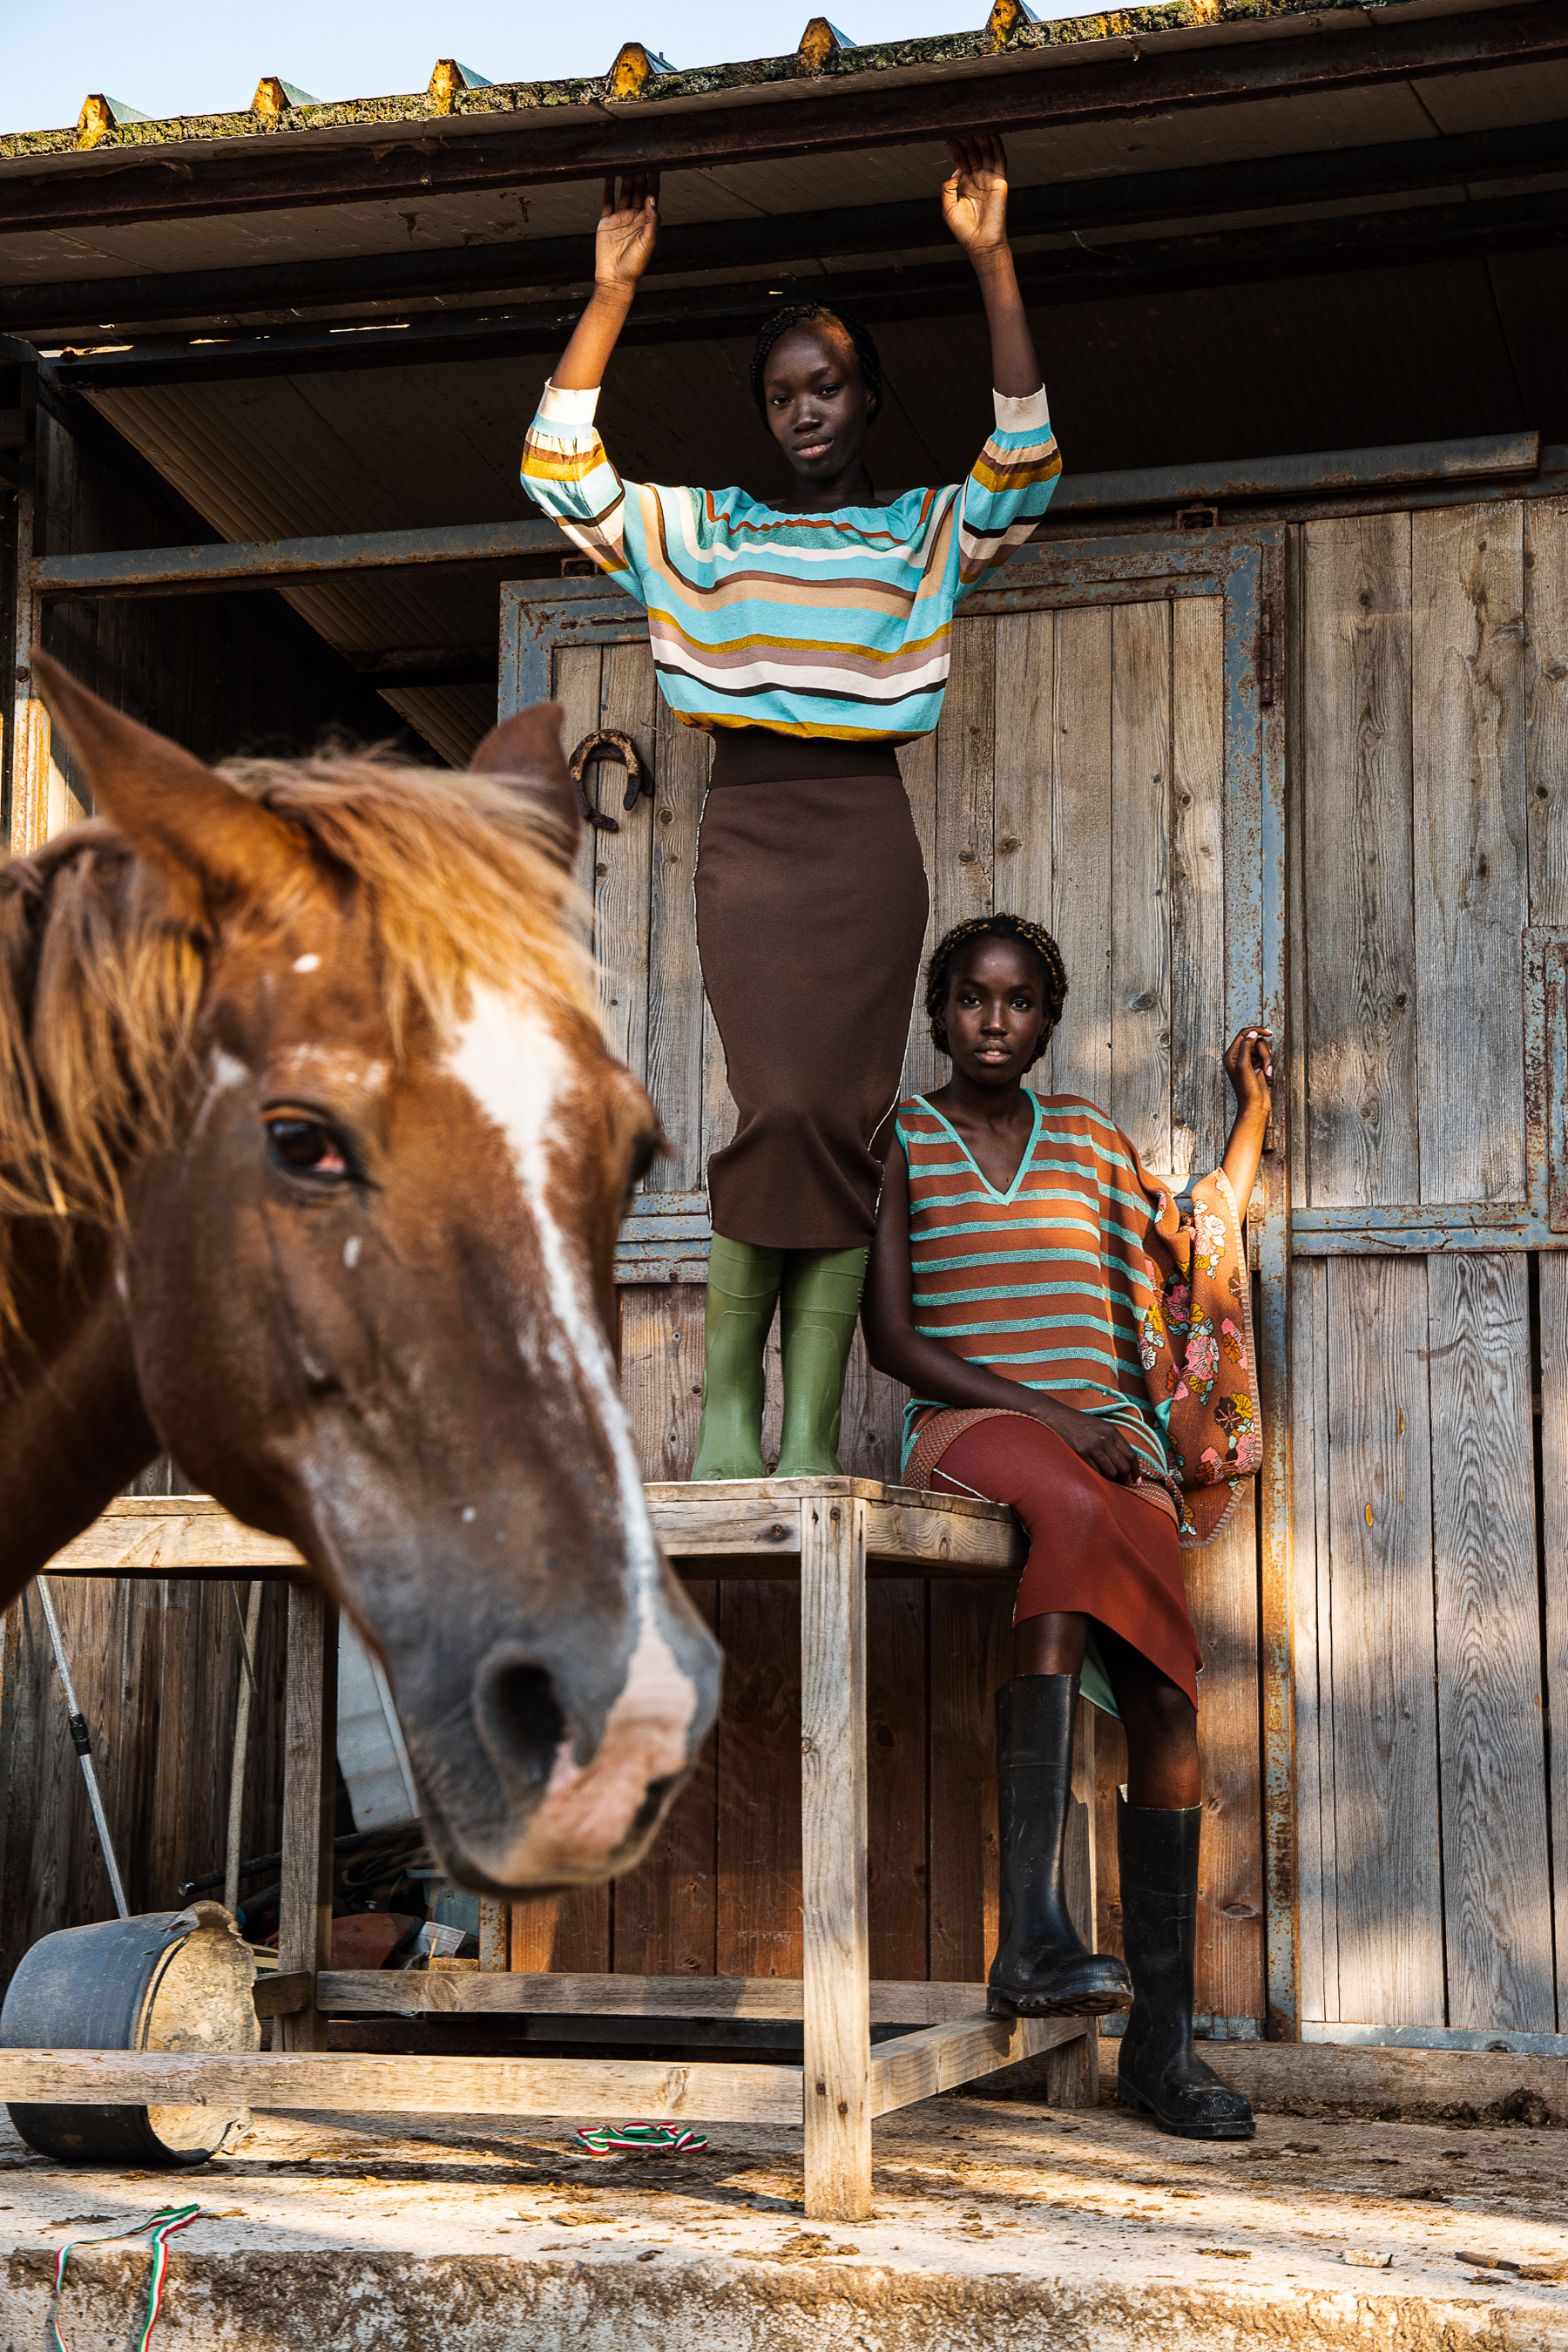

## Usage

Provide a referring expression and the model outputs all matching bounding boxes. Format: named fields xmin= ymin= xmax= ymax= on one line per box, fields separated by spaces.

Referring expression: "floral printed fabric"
xmin=1130 ymin=1161 xmax=1262 ymax=1547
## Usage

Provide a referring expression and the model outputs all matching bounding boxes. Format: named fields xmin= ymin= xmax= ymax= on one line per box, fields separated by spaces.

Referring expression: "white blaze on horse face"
xmin=444 ymin=982 xmax=697 ymax=1876
xmin=293 ymin=953 xmax=321 ymax=973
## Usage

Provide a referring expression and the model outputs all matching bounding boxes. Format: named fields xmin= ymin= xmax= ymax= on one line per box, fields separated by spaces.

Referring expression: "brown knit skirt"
xmin=695 ymin=728 xmax=929 ymax=1249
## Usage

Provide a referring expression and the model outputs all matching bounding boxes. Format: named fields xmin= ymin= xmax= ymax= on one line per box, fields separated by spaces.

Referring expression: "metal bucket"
xmin=1 ymin=1901 xmax=259 ymax=2166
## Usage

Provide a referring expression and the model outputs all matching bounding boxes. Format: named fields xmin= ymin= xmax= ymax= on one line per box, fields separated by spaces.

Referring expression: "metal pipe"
xmin=34 ymin=1578 xmax=130 ymax=1920
xmin=223 ymin=1582 xmax=264 ymax=1918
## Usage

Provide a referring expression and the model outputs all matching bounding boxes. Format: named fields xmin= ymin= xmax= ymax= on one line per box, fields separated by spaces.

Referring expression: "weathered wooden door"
xmin=498 ymin=532 xmax=1289 ymax=2024
xmin=1291 ymin=499 xmax=1568 ymax=2046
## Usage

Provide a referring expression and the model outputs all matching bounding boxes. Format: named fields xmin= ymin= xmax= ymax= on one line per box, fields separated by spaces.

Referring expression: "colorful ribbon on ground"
xmin=49 ymin=2203 xmax=202 ymax=2352
xmin=575 ymin=2124 xmax=707 ymax=2158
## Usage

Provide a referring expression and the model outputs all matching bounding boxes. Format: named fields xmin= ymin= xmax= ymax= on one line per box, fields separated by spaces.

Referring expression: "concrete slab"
xmin=1 ymin=2091 xmax=1565 ymax=2349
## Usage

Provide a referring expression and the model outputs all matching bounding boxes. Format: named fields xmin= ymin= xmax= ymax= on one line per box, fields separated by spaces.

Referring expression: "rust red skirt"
xmin=926 ymin=1412 xmax=1201 ymax=1707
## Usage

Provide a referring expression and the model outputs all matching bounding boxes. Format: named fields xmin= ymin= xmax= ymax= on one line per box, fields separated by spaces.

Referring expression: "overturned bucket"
xmin=1 ymin=1902 xmax=258 ymax=2166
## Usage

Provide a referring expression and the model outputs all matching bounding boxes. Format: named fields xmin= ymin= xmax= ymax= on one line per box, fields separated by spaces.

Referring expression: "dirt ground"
xmin=1 ymin=2076 xmax=1566 ymax=2349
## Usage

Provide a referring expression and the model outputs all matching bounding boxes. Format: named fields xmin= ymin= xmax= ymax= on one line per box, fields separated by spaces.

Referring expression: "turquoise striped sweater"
xmin=520 ymin=380 xmax=1062 ymax=740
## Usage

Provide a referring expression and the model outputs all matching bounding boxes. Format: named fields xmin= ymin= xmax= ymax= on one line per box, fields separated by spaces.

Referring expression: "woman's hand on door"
xmin=1220 ymin=1023 xmax=1276 ymax=1213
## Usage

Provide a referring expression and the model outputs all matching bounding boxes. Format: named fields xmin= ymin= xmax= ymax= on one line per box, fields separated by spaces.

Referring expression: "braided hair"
xmin=924 ymin=914 xmax=1069 ymax=1071
xmin=749 ymin=306 xmax=884 ymax=423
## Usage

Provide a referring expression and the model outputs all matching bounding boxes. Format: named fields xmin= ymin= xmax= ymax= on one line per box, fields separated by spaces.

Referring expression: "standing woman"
xmin=521 ymin=139 xmax=1062 ymax=1479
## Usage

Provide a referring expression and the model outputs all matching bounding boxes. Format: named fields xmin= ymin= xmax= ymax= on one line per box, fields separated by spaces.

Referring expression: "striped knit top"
xmin=520 ymin=380 xmax=1062 ymax=740
xmin=896 ymin=1091 xmax=1176 ymax=1489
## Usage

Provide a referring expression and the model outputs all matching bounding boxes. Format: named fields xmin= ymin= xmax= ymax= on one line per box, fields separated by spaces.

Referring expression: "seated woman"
xmin=862 ymin=912 xmax=1272 ymax=2142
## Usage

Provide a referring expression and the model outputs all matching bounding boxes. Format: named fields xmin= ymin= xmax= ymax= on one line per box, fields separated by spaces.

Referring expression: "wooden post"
xmin=800 ymin=1490 xmax=870 ymax=2221
xmin=478 ymin=1898 xmax=508 ymax=1971
xmin=4 ymin=476 xmax=50 ymax=861
xmin=277 ymin=1585 xmax=337 ymax=2051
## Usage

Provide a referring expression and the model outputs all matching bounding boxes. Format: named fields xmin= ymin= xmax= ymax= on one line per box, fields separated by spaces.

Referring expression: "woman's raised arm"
xmin=552 ymin=172 xmax=661 ymax=391
xmin=941 ymin=134 xmax=1042 ymax=399
xmin=1220 ymin=1025 xmax=1275 ymax=1213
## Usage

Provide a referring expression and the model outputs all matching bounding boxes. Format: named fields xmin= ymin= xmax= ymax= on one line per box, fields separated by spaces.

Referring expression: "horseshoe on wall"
xmin=567 ymin=730 xmax=651 ymax=833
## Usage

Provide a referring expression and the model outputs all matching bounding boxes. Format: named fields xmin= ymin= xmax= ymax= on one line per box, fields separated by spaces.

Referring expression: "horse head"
xmin=17 ymin=655 xmax=720 ymax=1894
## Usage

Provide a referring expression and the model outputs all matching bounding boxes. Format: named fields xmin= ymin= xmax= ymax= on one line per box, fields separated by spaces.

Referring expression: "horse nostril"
xmin=626 ymin=1772 xmax=680 ymax=1846
xmin=478 ymin=1658 xmax=567 ymax=1793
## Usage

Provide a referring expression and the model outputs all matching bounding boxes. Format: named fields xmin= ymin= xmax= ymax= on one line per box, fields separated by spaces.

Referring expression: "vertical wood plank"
xmin=278 ymin=1585 xmax=336 ymax=2051
xmin=1110 ymin=600 xmax=1173 ymax=1168
xmin=612 ymin=1582 xmax=720 ymax=1979
xmin=1427 ymin=1252 xmax=1554 ymax=2030
xmin=866 ymin=1578 xmax=929 ymax=1983
xmin=1526 ymin=498 xmax=1568 ymax=928
xmin=552 ymin=645 xmax=603 ymax=929
xmin=1169 ymin=594 xmax=1227 ymax=1180
xmin=1412 ymin=501 xmax=1527 ymax=1206
xmin=619 ymin=1286 xmax=704 ymax=1480
xmin=1291 ymin=1258 xmax=1334 ymax=2024
xmin=1537 ymin=1253 xmax=1568 ymax=2028
xmin=592 ymin=641 xmax=658 ymax=1078
xmin=928 ymin=1580 xmax=1014 ymax=1980
xmin=931 ymin=617 xmax=996 ymax=950
xmin=1324 ymin=1254 xmax=1443 ymax=2026
xmin=1050 ymin=604 xmax=1113 ymax=1110
xmin=1187 ymin=1497 xmax=1266 ymax=2024
xmin=801 ymin=1495 xmax=870 ymax=2221
xmin=1301 ymin=514 xmax=1417 ymax=1206
xmin=646 ymin=703 xmax=709 ymax=1187
xmin=992 ymin=610 xmax=1054 ymax=928
xmin=896 ymin=729 xmax=942 ymax=1105
xmin=715 ymin=1581 xmax=802 ymax=1979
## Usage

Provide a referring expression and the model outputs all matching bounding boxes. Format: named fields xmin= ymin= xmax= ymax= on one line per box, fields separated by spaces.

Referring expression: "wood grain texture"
xmin=0 ymin=2049 xmax=803 ymax=2122
xmin=896 ymin=728 xmax=942 ymax=1105
xmin=1426 ymin=1252 xmax=1553 ymax=2031
xmin=45 ymin=1507 xmax=302 ymax=1575
xmin=1050 ymin=603 xmax=1113 ymax=1110
xmin=1186 ymin=1490 xmax=1266 ymax=2025
xmin=620 ymin=1288 xmax=705 ymax=1481
xmin=1169 ymin=593 xmax=1227 ymax=1179
xmin=1291 ymin=1257 xmax=1335 ymax=2024
xmin=800 ymin=1495 xmax=870 ymax=2220
xmin=992 ymin=609 xmax=1054 ymax=936
xmin=1301 ymin=514 xmax=1417 ymax=1206
xmin=715 ymin=1579 xmax=802 ymax=1979
xmin=1324 ymin=1254 xmax=1443 ymax=2026
xmin=612 ymin=1582 xmax=720 ymax=1979
xmin=1525 ymin=498 xmax=1568 ymax=928
xmin=591 ymin=640 xmax=657 ymax=1078
xmin=1536 ymin=1252 xmax=1568 ymax=2029
xmin=1110 ymin=599 xmax=1173 ymax=1168
xmin=866 ymin=1578 xmax=928 ymax=1982
xmin=277 ymin=1585 xmax=336 ymax=2051
xmin=318 ymin=1972 xmax=1000 ymax=2022
xmin=928 ymin=1579 xmax=1014 ymax=1982
xmin=1412 ymin=500 xmax=1527 ymax=1206
xmin=646 ymin=699 xmax=709 ymax=1189
xmin=869 ymin=2011 xmax=1084 ymax=2116
xmin=552 ymin=643 xmax=604 ymax=929
xmin=931 ymin=616 xmax=995 ymax=952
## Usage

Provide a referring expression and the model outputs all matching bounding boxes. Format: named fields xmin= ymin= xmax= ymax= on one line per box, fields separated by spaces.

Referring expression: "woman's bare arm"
xmin=1219 ymin=1024 xmax=1274 ymax=1213
xmin=551 ymin=173 xmax=660 ymax=392
xmin=863 ymin=1141 xmax=1138 ymax=1480
xmin=941 ymin=134 xmax=1043 ymax=400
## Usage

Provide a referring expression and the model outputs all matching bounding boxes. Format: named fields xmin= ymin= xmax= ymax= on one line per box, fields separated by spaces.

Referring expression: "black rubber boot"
xmin=1116 ymin=1791 xmax=1255 ymax=2139
xmin=987 ymin=1676 xmax=1133 ymax=2019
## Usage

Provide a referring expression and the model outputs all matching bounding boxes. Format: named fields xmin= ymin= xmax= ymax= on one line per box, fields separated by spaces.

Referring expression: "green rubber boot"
xmin=774 ymin=1247 xmax=869 ymax=1478
xmin=691 ymin=1237 xmax=784 ymax=1482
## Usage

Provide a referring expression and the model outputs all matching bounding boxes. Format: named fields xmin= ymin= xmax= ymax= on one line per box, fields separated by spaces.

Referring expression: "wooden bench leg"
xmin=278 ymin=1585 xmax=337 ymax=2052
xmin=801 ymin=1493 xmax=870 ymax=2222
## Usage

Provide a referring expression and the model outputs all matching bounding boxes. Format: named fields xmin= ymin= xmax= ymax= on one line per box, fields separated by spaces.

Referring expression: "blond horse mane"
xmin=0 ymin=747 xmax=593 ymax=1325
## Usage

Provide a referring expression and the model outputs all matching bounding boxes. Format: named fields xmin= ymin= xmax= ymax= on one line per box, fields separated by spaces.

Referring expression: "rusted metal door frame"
xmin=500 ymin=524 xmax=1298 ymax=2035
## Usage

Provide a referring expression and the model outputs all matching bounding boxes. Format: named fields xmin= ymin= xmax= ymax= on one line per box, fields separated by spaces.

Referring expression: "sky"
xmin=5 ymin=0 xmax=1090 ymax=137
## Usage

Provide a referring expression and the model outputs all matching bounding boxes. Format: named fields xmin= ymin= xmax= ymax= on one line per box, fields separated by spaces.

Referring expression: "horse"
xmin=2 ymin=654 xmax=721 ymax=1896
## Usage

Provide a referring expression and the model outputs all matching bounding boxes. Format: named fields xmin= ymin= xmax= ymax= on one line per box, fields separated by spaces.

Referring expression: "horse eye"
xmin=266 ymin=1117 xmax=349 ymax=1179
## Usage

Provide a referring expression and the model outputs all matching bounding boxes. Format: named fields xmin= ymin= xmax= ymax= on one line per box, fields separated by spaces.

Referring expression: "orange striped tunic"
xmin=895 ymin=1091 xmax=1260 ymax=1548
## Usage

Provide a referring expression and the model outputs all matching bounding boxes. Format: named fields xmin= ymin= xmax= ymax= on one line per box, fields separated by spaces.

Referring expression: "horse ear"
xmin=30 ymin=651 xmax=307 ymax=915
xmin=468 ymin=700 xmax=581 ymax=869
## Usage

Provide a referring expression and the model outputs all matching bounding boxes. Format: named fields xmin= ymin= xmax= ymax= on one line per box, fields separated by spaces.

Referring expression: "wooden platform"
xmin=25 ymin=1479 xmax=1099 ymax=2221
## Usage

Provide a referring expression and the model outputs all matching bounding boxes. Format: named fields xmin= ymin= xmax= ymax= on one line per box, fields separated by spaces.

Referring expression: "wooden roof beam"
xmin=40 ymin=180 xmax=1568 ymax=390
xmin=10 ymin=113 xmax=1567 ymax=339
xmin=4 ymin=0 xmax=1564 ymax=237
